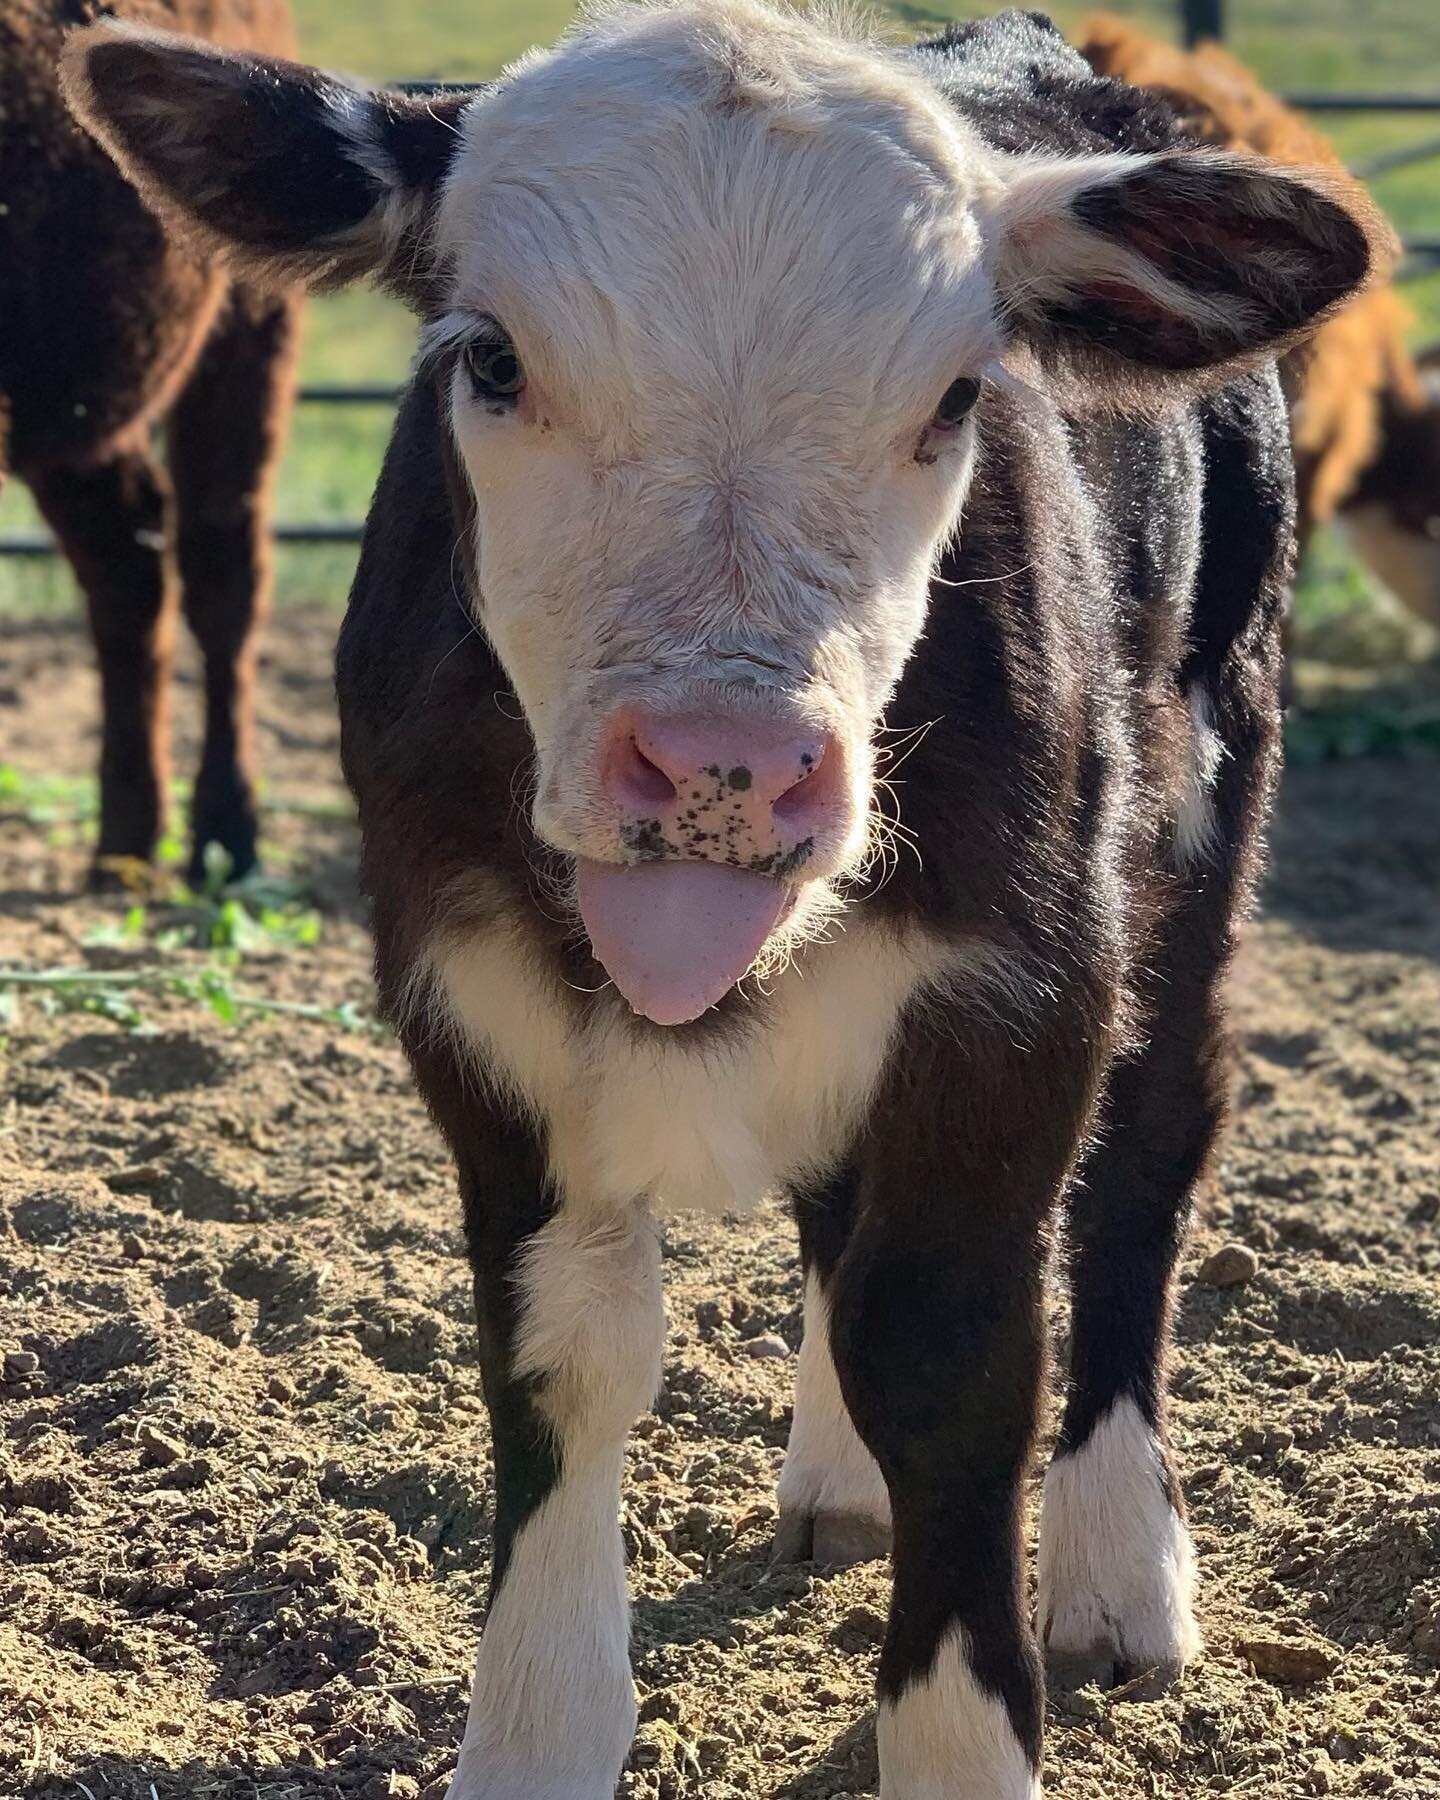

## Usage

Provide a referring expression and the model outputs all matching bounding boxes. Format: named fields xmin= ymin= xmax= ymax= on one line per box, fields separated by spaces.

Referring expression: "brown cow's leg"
xmin=30 ymin=448 xmax=177 ymax=884
xmin=169 ymin=285 xmax=300 ymax=884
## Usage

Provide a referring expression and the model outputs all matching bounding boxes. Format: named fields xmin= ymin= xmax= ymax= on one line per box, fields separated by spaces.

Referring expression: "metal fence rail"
xmin=4 ymin=69 xmax=1439 ymax=561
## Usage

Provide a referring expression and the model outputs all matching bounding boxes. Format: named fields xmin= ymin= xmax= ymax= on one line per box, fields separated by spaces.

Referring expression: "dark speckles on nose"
xmin=619 ymin=757 xmax=814 ymax=878
xmin=621 ymin=819 xmax=669 ymax=860
xmin=774 ymin=838 xmax=815 ymax=878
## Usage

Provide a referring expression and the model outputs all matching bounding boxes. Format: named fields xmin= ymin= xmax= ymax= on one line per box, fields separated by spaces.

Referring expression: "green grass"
xmin=290 ymin=0 xmax=577 ymax=81
xmin=2 ymin=0 xmax=1439 ymax=640
xmin=0 ymin=762 xmax=373 ymax=1040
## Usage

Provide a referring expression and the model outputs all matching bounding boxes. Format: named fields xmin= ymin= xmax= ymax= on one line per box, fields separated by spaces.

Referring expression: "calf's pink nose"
xmin=601 ymin=709 xmax=838 ymax=872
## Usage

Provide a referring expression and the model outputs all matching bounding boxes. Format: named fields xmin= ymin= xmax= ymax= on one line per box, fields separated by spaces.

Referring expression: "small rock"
xmin=106 ymin=1164 xmax=167 ymax=1193
xmin=1066 ymin=1683 xmax=1108 ymax=1720
xmin=1238 ymin=1634 xmax=1340 ymax=1683
xmin=1410 ymin=1609 xmax=1440 ymax=1659
xmin=1197 ymin=1244 xmax=1261 ymax=1288
xmin=138 ymin=1422 xmax=186 ymax=1468
xmin=638 ymin=1689 xmax=683 ymax=1724
xmin=359 ymin=1776 xmax=419 ymax=1800
xmin=743 ymin=1333 xmax=791 ymax=1361
xmin=267 ymin=1372 xmax=297 ymax=1403
xmin=158 ymin=1457 xmax=213 ymax=1490
xmin=839 ymin=1604 xmax=887 ymax=1644
xmin=188 ymin=1294 xmax=250 ymax=1349
xmin=4 ymin=1350 xmax=40 ymax=1381
xmin=121 ymin=1234 xmax=146 ymax=1262
xmin=1306 ymin=1751 xmax=1336 ymax=1794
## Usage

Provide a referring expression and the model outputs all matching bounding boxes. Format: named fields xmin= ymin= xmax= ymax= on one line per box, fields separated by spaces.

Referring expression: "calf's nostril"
xmin=773 ymin=741 xmax=830 ymax=824
xmin=614 ymin=735 xmax=678 ymax=808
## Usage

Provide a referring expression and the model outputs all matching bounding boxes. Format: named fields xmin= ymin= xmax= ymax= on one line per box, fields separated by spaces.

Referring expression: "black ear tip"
xmin=1298 ymin=169 xmax=1398 ymax=294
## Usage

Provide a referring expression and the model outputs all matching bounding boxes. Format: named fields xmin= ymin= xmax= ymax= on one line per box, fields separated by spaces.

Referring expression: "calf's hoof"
xmin=772 ymin=1506 xmax=891 ymax=1570
xmin=1044 ymin=1641 xmax=1184 ymax=1697
xmin=1036 ymin=1398 xmax=1201 ymax=1696
xmin=447 ymin=1779 xmax=615 ymax=1800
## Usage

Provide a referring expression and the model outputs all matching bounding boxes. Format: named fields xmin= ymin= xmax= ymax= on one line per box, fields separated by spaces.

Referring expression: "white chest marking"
xmin=429 ymin=914 xmax=961 ymax=1214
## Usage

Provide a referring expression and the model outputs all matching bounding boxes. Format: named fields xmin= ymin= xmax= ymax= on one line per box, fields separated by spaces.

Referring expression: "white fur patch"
xmin=432 ymin=0 xmax=1005 ymax=884
xmin=1036 ymin=1395 xmax=1201 ymax=1679
xmin=1172 ymin=682 xmax=1227 ymax=870
xmin=323 ymin=86 xmax=433 ymax=256
xmin=432 ymin=913 xmax=978 ymax=1216
xmin=450 ymin=1456 xmax=637 ymax=1800
xmin=776 ymin=1272 xmax=890 ymax=1531
xmin=877 ymin=1625 xmax=1040 ymax=1799
xmin=514 ymin=1205 xmax=666 ymax=1440
xmin=450 ymin=1205 xmax=663 ymax=1800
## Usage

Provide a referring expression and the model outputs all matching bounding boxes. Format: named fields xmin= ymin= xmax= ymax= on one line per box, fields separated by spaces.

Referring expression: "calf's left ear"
xmin=61 ymin=22 xmax=470 ymax=299
xmin=991 ymin=148 xmax=1395 ymax=401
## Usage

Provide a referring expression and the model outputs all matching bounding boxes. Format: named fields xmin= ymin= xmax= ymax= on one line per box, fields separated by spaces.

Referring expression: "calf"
xmin=67 ymin=5 xmax=1386 ymax=1794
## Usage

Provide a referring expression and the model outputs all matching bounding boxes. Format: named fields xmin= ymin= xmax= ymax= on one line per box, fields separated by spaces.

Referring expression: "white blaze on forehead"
xmin=436 ymin=3 xmax=1001 ymax=449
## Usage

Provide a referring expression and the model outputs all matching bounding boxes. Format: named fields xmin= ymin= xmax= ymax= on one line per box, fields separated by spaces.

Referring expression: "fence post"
xmin=1181 ymin=0 xmax=1224 ymax=45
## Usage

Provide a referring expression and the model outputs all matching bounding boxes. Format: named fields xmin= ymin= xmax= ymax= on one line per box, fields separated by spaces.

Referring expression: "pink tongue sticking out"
xmin=577 ymin=859 xmax=794 ymax=1026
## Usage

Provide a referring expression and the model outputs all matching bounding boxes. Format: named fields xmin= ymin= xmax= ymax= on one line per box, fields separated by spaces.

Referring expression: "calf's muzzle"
xmin=577 ymin=708 xmax=845 ymax=1027
xmin=600 ymin=707 xmax=841 ymax=876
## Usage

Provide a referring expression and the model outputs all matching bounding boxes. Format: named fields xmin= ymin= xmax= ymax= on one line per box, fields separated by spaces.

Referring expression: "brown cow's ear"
xmin=61 ymin=21 xmax=472 ymax=300
xmin=990 ymin=147 xmax=1396 ymax=406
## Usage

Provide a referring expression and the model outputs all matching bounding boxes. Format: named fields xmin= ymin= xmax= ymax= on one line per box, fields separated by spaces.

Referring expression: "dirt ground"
xmin=1 ymin=606 xmax=1437 ymax=1800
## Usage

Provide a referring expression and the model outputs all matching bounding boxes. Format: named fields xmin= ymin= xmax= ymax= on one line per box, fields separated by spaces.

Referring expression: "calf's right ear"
xmin=61 ymin=22 xmax=471 ymax=298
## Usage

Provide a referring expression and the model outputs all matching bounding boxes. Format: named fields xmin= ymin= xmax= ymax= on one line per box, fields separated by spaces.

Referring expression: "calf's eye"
xmin=465 ymin=327 xmax=526 ymax=404
xmin=933 ymin=376 xmax=981 ymax=429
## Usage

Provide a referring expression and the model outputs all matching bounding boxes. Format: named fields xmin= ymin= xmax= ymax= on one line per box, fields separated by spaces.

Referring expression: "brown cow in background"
xmin=0 ymin=0 xmax=303 ymax=886
xmin=1081 ymin=15 xmax=1440 ymax=630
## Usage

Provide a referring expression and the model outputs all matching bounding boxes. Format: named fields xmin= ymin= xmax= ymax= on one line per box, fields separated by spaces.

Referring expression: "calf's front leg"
xmin=826 ymin=1019 xmax=1104 ymax=1799
xmin=448 ymin=1124 xmax=664 ymax=1800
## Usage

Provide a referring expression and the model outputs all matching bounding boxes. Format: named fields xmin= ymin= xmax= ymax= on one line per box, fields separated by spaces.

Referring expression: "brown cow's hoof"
xmin=771 ymin=1507 xmax=891 ymax=1570
xmin=187 ymin=834 xmax=259 ymax=891
xmin=88 ymin=853 xmax=157 ymax=896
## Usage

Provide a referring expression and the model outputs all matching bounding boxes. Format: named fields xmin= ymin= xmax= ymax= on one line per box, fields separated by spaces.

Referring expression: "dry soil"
xmin=1 ymin=609 xmax=1438 ymax=1800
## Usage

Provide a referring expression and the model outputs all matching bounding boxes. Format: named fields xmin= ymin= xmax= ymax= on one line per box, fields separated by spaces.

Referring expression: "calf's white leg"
xmin=450 ymin=1202 xmax=663 ymax=1800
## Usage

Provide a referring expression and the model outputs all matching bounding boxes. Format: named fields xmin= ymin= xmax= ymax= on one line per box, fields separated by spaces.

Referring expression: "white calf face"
xmin=431 ymin=9 xmax=1001 ymax=886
